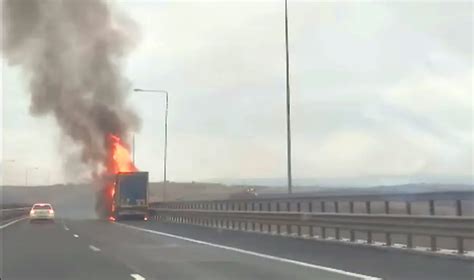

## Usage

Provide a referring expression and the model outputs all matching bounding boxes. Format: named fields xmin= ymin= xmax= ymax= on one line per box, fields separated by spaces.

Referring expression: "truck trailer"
xmin=112 ymin=171 xmax=149 ymax=220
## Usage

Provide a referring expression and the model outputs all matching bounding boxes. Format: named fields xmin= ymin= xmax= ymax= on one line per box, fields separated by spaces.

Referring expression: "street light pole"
xmin=284 ymin=0 xmax=293 ymax=194
xmin=134 ymin=88 xmax=169 ymax=201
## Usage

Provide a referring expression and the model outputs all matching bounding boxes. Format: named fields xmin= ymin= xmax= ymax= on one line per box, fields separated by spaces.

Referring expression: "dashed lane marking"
xmin=73 ymin=234 xmax=79 ymax=238
xmin=130 ymin=273 xmax=146 ymax=280
xmin=89 ymin=245 xmax=101 ymax=252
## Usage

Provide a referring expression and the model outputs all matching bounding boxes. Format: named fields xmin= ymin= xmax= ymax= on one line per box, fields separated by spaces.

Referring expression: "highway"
xmin=1 ymin=213 xmax=473 ymax=280
xmin=0 ymin=217 xmax=369 ymax=280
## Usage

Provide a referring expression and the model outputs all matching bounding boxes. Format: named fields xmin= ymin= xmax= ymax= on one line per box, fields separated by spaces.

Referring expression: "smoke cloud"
xmin=2 ymin=0 xmax=140 ymax=179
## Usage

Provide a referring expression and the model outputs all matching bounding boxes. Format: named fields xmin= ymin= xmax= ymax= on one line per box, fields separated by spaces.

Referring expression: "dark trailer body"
xmin=113 ymin=171 xmax=149 ymax=220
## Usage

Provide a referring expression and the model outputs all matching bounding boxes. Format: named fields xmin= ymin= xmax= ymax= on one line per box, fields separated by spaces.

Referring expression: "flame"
xmin=107 ymin=134 xmax=137 ymax=174
xmin=101 ymin=134 xmax=137 ymax=219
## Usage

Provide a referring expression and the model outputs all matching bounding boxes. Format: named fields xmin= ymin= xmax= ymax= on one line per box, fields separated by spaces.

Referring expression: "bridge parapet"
xmin=149 ymin=191 xmax=474 ymax=257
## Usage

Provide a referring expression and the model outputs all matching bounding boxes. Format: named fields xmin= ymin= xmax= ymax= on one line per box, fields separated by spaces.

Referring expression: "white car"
xmin=29 ymin=203 xmax=55 ymax=222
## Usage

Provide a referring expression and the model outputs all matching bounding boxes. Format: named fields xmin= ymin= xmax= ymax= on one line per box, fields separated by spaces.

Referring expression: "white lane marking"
xmin=89 ymin=245 xmax=101 ymax=252
xmin=73 ymin=234 xmax=79 ymax=238
xmin=64 ymin=226 xmax=70 ymax=231
xmin=116 ymin=223 xmax=380 ymax=280
xmin=130 ymin=274 xmax=146 ymax=280
xmin=0 ymin=217 xmax=28 ymax=229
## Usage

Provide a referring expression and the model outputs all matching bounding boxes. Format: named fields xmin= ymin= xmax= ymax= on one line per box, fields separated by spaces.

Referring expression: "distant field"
xmin=0 ymin=182 xmax=256 ymax=206
xmin=1 ymin=182 xmax=472 ymax=216
xmin=148 ymin=182 xmax=263 ymax=201
xmin=1 ymin=182 xmax=473 ymax=205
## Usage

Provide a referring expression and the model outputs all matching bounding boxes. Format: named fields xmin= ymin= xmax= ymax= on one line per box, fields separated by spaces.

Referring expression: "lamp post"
xmin=284 ymin=0 xmax=293 ymax=194
xmin=134 ymin=88 xmax=169 ymax=201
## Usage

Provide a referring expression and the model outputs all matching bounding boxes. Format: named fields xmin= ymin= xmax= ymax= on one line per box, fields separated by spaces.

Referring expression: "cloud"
xmin=124 ymin=1 xmax=473 ymax=182
xmin=292 ymin=67 xmax=472 ymax=179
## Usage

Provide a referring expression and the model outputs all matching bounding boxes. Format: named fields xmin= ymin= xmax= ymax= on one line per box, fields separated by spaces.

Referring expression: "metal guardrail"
xmin=149 ymin=191 xmax=474 ymax=255
xmin=151 ymin=191 xmax=474 ymax=216
xmin=152 ymin=209 xmax=473 ymax=237
xmin=149 ymin=208 xmax=474 ymax=254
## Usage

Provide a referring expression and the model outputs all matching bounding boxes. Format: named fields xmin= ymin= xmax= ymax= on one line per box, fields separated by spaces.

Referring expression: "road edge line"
xmin=115 ymin=222 xmax=381 ymax=280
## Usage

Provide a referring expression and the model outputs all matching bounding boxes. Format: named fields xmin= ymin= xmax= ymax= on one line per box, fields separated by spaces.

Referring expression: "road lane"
xmin=116 ymin=222 xmax=378 ymax=279
xmin=3 ymin=217 xmax=472 ymax=280
xmin=121 ymin=221 xmax=474 ymax=280
xmin=0 ymin=219 xmax=134 ymax=280
xmin=67 ymin=219 xmax=362 ymax=280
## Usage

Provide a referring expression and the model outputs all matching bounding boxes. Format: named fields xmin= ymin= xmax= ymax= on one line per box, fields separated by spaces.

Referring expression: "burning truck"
xmin=96 ymin=134 xmax=149 ymax=221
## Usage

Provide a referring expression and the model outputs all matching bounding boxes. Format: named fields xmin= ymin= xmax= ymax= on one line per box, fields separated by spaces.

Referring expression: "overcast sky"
xmin=1 ymin=0 xmax=472 ymax=186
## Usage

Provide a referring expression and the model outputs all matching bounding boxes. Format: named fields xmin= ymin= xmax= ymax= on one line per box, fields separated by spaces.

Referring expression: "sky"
xmin=1 ymin=0 xmax=473 ymax=186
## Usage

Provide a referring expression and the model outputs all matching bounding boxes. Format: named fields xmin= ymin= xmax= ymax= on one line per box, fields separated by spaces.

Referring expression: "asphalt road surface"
xmin=1 ymin=215 xmax=472 ymax=280
xmin=1 ymin=217 xmax=368 ymax=280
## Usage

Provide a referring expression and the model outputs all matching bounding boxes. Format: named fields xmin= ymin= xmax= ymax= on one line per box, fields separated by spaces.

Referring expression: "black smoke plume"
xmin=2 ymin=0 xmax=140 ymax=178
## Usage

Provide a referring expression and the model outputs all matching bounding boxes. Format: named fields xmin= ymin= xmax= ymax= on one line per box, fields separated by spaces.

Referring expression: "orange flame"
xmin=107 ymin=134 xmax=137 ymax=174
xmin=103 ymin=134 xmax=137 ymax=218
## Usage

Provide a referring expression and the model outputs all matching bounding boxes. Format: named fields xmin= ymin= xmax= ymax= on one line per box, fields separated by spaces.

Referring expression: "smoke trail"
xmin=2 ymin=0 xmax=140 ymax=179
